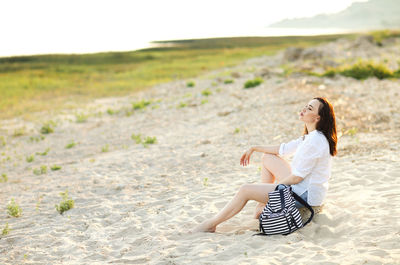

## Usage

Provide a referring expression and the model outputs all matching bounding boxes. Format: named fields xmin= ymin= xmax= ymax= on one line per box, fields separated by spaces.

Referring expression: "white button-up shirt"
xmin=278 ymin=130 xmax=332 ymax=206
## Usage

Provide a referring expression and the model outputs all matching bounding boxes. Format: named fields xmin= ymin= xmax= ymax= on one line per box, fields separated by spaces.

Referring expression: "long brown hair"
xmin=303 ymin=97 xmax=337 ymax=156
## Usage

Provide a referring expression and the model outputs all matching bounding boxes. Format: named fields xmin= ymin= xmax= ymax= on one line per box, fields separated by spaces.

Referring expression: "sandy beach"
xmin=1 ymin=36 xmax=400 ymax=264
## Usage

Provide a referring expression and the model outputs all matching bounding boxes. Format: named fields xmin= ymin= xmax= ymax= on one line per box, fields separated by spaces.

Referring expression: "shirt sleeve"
xmin=278 ymin=137 xmax=303 ymax=157
xmin=291 ymin=139 xmax=323 ymax=179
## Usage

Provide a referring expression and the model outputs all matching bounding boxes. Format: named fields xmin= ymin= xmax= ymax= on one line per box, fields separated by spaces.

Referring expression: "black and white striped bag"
xmin=254 ymin=184 xmax=314 ymax=236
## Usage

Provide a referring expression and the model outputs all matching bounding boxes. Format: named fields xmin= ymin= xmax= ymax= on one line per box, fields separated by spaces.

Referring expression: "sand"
xmin=0 ymin=36 xmax=399 ymax=264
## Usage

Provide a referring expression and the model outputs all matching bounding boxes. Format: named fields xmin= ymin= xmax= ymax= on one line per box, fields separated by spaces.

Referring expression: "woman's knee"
xmin=238 ymin=184 xmax=252 ymax=197
xmin=261 ymin=153 xmax=276 ymax=166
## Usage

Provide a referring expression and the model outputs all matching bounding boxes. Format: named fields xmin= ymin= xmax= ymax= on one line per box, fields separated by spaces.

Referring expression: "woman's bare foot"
xmin=191 ymin=219 xmax=217 ymax=233
xmin=254 ymin=202 xmax=266 ymax=219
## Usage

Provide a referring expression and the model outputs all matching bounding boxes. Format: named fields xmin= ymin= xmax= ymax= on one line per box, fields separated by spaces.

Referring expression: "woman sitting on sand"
xmin=194 ymin=97 xmax=337 ymax=233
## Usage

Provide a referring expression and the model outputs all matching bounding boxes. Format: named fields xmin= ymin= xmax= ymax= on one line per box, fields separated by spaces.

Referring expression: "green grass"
xmin=131 ymin=133 xmax=157 ymax=147
xmin=29 ymin=135 xmax=45 ymax=142
xmin=132 ymin=100 xmax=151 ymax=110
xmin=75 ymin=113 xmax=88 ymax=123
xmin=50 ymin=165 xmax=62 ymax=171
xmin=101 ymin=144 xmax=109 ymax=152
xmin=33 ymin=165 xmax=47 ymax=175
xmin=177 ymin=102 xmax=187 ymax=108
xmin=26 ymin=155 xmax=34 ymax=162
xmin=13 ymin=127 xmax=26 ymax=137
xmin=36 ymin=148 xmax=50 ymax=156
xmin=40 ymin=123 xmax=54 ymax=134
xmin=143 ymin=136 xmax=157 ymax=147
xmin=0 ymin=33 xmax=358 ymax=120
xmin=340 ymin=61 xmax=394 ymax=80
xmin=2 ymin=222 xmax=10 ymax=236
xmin=186 ymin=81 xmax=195 ymax=87
xmin=370 ymin=29 xmax=400 ymax=46
xmin=0 ymin=173 xmax=7 ymax=182
xmin=65 ymin=141 xmax=76 ymax=149
xmin=201 ymin=88 xmax=212 ymax=96
xmin=131 ymin=133 xmax=142 ymax=144
xmin=244 ymin=77 xmax=263 ymax=89
xmin=55 ymin=190 xmax=74 ymax=214
xmin=7 ymin=199 xmax=22 ymax=217
xmin=321 ymin=61 xmax=397 ymax=80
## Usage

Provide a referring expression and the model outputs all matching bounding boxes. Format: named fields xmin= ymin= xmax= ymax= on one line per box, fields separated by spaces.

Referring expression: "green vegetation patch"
xmin=340 ymin=62 xmax=393 ymax=80
xmin=0 ymin=34 xmax=354 ymax=120
xmin=2 ymin=222 xmax=10 ymax=236
xmin=51 ymin=165 xmax=62 ymax=171
xmin=132 ymin=100 xmax=151 ymax=110
xmin=55 ymin=190 xmax=74 ymax=214
xmin=131 ymin=133 xmax=157 ymax=147
xmin=33 ymin=165 xmax=48 ymax=175
xmin=7 ymin=199 xmax=22 ymax=217
xmin=201 ymin=88 xmax=212 ymax=96
xmin=244 ymin=77 xmax=263 ymax=89
xmin=0 ymin=173 xmax=7 ymax=182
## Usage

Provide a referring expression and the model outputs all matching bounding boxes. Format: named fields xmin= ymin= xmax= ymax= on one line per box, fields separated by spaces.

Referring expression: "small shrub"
xmin=201 ymin=88 xmax=212 ymax=96
xmin=2 ymin=222 xmax=10 ymax=236
xmin=345 ymin=127 xmax=358 ymax=136
xmin=26 ymin=155 xmax=34 ymax=163
xmin=33 ymin=165 xmax=47 ymax=175
xmin=75 ymin=113 xmax=88 ymax=123
xmin=244 ymin=77 xmax=263 ymax=89
xmin=51 ymin=165 xmax=62 ymax=171
xmin=234 ymin=128 xmax=240 ymax=134
xmin=55 ymin=190 xmax=74 ymax=214
xmin=0 ymin=173 xmax=7 ymax=182
xmin=132 ymin=100 xmax=151 ymax=110
xmin=186 ymin=81 xmax=195 ymax=87
xmin=7 ymin=199 xmax=22 ymax=217
xmin=29 ymin=136 xmax=45 ymax=142
xmin=339 ymin=62 xmax=393 ymax=80
xmin=101 ymin=144 xmax=109 ymax=152
xmin=322 ymin=69 xmax=336 ymax=78
xmin=178 ymin=102 xmax=187 ymax=108
xmin=203 ymin=177 xmax=208 ymax=186
xmin=40 ymin=123 xmax=54 ymax=134
xmin=106 ymin=108 xmax=116 ymax=115
xmin=13 ymin=127 xmax=26 ymax=137
xmin=65 ymin=141 xmax=76 ymax=149
xmin=201 ymin=99 xmax=208 ymax=105
xmin=36 ymin=148 xmax=50 ymax=156
xmin=131 ymin=133 xmax=142 ymax=144
xmin=394 ymin=69 xmax=400 ymax=78
xmin=0 ymin=136 xmax=5 ymax=147
xmin=224 ymin=79 xmax=234 ymax=84
xmin=143 ymin=136 xmax=157 ymax=147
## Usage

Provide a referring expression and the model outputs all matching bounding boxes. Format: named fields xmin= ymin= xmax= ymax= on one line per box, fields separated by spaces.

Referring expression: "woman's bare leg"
xmin=254 ymin=154 xmax=292 ymax=218
xmin=193 ymin=183 xmax=277 ymax=232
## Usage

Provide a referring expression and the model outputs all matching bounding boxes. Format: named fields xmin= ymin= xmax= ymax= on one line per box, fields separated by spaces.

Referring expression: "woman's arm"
xmin=240 ymin=145 xmax=280 ymax=166
xmin=279 ymin=174 xmax=303 ymax=185
xmin=250 ymin=145 xmax=280 ymax=155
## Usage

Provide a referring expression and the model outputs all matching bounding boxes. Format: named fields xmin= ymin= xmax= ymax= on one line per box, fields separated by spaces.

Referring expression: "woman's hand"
xmin=240 ymin=148 xmax=254 ymax=166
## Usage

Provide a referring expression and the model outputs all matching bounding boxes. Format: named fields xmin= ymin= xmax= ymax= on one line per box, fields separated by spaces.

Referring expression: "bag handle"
xmin=292 ymin=192 xmax=314 ymax=226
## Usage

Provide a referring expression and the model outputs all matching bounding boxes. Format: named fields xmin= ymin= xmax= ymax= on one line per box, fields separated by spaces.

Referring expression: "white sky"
xmin=0 ymin=0 xmax=366 ymax=57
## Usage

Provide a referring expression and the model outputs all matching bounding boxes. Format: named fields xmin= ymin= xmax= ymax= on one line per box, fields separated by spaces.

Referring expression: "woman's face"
xmin=299 ymin=99 xmax=321 ymax=124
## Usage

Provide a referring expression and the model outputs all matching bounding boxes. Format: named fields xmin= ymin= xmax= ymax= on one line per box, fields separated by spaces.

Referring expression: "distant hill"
xmin=269 ymin=0 xmax=400 ymax=29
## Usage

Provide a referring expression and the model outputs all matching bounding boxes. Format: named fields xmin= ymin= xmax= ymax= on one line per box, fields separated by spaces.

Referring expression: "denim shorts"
xmin=276 ymin=184 xmax=308 ymax=209
xmin=294 ymin=191 xmax=308 ymax=209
